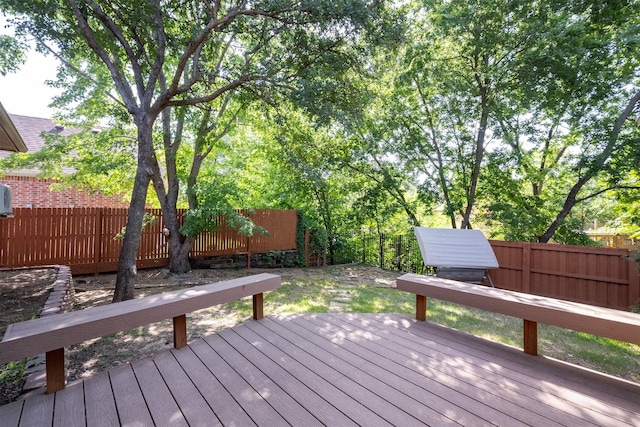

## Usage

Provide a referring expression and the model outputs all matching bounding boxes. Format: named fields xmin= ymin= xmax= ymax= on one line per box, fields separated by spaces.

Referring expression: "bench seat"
xmin=1 ymin=273 xmax=280 ymax=393
xmin=397 ymin=273 xmax=640 ymax=355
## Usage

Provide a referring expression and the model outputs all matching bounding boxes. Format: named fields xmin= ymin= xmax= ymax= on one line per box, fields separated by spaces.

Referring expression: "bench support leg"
xmin=253 ymin=293 xmax=264 ymax=320
xmin=46 ymin=348 xmax=65 ymax=394
xmin=173 ymin=314 xmax=187 ymax=349
xmin=416 ymin=295 xmax=427 ymax=321
xmin=523 ymin=319 xmax=538 ymax=355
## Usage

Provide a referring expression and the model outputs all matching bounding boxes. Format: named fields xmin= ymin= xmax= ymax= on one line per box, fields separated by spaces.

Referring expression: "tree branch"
xmin=68 ymin=0 xmax=138 ymax=113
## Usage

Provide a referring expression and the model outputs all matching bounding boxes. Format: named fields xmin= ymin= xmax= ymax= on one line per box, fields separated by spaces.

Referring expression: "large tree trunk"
xmin=112 ymin=119 xmax=154 ymax=302
xmin=165 ymin=220 xmax=194 ymax=273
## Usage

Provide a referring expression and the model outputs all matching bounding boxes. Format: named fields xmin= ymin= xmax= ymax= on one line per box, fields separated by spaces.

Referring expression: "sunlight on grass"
xmin=346 ymin=286 xmax=414 ymax=314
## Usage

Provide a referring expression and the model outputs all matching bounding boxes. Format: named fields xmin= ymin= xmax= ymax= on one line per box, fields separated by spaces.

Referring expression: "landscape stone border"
xmin=17 ymin=265 xmax=75 ymax=396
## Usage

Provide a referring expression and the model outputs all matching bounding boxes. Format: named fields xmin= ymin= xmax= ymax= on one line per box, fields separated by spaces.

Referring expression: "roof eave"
xmin=0 ymin=101 xmax=28 ymax=152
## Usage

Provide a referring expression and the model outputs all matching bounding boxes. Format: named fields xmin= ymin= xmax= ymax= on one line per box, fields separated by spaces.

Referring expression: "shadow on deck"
xmin=2 ymin=313 xmax=639 ymax=426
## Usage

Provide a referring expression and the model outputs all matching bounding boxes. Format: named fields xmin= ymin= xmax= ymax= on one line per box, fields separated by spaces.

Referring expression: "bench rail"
xmin=1 ymin=273 xmax=280 ymax=393
xmin=397 ymin=273 xmax=640 ymax=355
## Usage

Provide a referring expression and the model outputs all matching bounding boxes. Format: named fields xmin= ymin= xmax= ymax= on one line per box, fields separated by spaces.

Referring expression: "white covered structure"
xmin=414 ymin=227 xmax=499 ymax=286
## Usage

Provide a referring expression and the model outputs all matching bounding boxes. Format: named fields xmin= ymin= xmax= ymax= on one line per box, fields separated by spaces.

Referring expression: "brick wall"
xmin=0 ymin=176 xmax=130 ymax=208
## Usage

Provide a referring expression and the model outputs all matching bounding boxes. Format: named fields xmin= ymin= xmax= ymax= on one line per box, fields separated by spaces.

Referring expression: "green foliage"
xmin=295 ymin=211 xmax=308 ymax=267
xmin=0 ymin=359 xmax=26 ymax=385
xmin=0 ymin=33 xmax=26 ymax=76
xmin=479 ymin=156 xmax=598 ymax=244
xmin=180 ymin=206 xmax=266 ymax=239
xmin=114 ymin=213 xmax=157 ymax=240
xmin=2 ymin=0 xmax=640 ymax=248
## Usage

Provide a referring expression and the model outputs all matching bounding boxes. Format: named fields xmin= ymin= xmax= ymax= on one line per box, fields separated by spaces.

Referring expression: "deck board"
xmin=18 ymin=392 xmax=54 ymax=427
xmin=0 ymin=399 xmax=23 ymax=426
xmin=170 ymin=345 xmax=254 ymax=426
xmin=83 ymin=371 xmax=119 ymax=426
xmin=375 ymin=314 xmax=639 ymax=425
xmin=326 ymin=313 xmax=590 ymax=426
xmin=131 ymin=357 xmax=188 ymax=426
xmin=260 ymin=317 xmax=429 ymax=426
xmin=188 ymin=338 xmax=287 ymax=425
xmin=299 ymin=314 xmax=541 ymax=426
xmin=153 ymin=351 xmax=218 ymax=426
xmin=218 ymin=327 xmax=359 ymax=426
xmin=52 ymin=380 xmax=85 ymax=427
xmin=2 ymin=313 xmax=639 ymax=427
xmin=204 ymin=332 xmax=322 ymax=426
xmin=109 ymin=364 xmax=154 ymax=427
xmin=262 ymin=315 xmax=471 ymax=425
xmin=241 ymin=320 xmax=392 ymax=425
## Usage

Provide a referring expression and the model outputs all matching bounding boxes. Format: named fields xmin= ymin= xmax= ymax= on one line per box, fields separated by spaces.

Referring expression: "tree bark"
xmin=461 ymin=70 xmax=490 ymax=229
xmin=167 ymin=235 xmax=193 ymax=272
xmin=112 ymin=117 xmax=154 ymax=302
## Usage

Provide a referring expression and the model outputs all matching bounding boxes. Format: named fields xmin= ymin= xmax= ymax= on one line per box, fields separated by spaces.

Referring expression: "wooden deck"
xmin=2 ymin=313 xmax=639 ymax=426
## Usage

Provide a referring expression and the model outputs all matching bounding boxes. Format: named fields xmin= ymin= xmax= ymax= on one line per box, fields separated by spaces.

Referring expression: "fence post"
xmin=628 ymin=251 xmax=639 ymax=310
xmin=93 ymin=208 xmax=102 ymax=275
xmin=379 ymin=233 xmax=384 ymax=269
xmin=246 ymin=235 xmax=251 ymax=269
xmin=522 ymin=243 xmax=531 ymax=293
xmin=0 ymin=214 xmax=7 ymax=267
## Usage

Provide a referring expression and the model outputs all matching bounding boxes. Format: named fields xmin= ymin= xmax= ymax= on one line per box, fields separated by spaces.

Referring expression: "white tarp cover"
xmin=414 ymin=227 xmax=499 ymax=269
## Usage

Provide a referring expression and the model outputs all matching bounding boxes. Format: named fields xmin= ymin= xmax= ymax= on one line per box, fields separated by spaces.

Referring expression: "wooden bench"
xmin=397 ymin=273 xmax=640 ymax=356
xmin=0 ymin=273 xmax=280 ymax=394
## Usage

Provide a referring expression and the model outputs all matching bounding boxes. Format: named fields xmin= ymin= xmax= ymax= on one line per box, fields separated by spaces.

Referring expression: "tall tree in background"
xmin=481 ymin=0 xmax=640 ymax=242
xmin=384 ymin=0 xmax=541 ymax=229
xmin=1 ymin=0 xmax=395 ymax=300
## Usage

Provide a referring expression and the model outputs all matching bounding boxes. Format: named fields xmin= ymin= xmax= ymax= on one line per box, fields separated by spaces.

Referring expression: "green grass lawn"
xmin=225 ymin=271 xmax=640 ymax=384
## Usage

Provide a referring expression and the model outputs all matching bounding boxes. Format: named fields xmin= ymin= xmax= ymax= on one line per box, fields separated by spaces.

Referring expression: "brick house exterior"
xmin=0 ymin=114 xmax=129 ymax=208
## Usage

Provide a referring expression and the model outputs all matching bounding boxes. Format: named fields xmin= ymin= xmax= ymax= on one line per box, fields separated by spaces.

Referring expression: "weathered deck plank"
xmin=322 ymin=313 xmax=586 ymax=426
xmin=2 ymin=314 xmax=639 ymax=427
xmin=170 ymin=345 xmax=254 ymax=426
xmin=131 ymin=357 xmax=188 ymax=427
xmin=18 ymin=392 xmax=54 ymax=427
xmin=83 ymin=371 xmax=119 ymax=426
xmin=188 ymin=338 xmax=288 ymax=425
xmin=218 ymin=327 xmax=359 ymax=426
xmin=0 ymin=399 xmax=23 ymax=426
xmin=52 ymin=380 xmax=85 ymax=427
xmin=297 ymin=314 xmax=538 ymax=426
xmin=109 ymin=364 xmax=154 ymax=427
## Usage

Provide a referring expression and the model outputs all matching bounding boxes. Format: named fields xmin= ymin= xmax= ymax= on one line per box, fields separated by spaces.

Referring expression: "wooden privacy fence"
xmin=490 ymin=240 xmax=640 ymax=311
xmin=0 ymin=208 xmax=297 ymax=275
xmin=339 ymin=231 xmax=640 ymax=311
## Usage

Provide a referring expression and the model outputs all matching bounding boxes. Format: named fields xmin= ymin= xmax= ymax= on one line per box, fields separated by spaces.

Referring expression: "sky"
xmin=0 ymin=17 xmax=59 ymax=118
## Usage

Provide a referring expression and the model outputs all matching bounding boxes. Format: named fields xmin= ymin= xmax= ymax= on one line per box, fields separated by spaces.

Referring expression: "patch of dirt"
xmin=0 ymin=268 xmax=58 ymax=405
